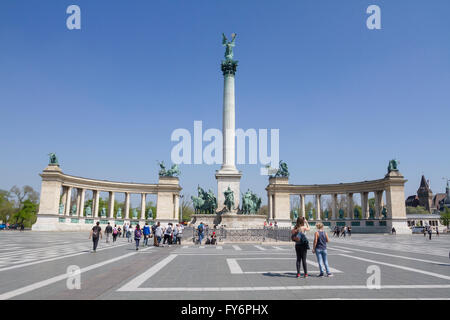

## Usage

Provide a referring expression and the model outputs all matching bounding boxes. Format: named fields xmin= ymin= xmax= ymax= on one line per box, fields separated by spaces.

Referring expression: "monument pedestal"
xmin=215 ymin=170 xmax=242 ymax=213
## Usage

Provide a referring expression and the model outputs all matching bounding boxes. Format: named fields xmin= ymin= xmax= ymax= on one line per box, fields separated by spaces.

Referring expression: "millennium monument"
xmin=215 ymin=33 xmax=242 ymax=212
xmin=32 ymin=35 xmax=411 ymax=234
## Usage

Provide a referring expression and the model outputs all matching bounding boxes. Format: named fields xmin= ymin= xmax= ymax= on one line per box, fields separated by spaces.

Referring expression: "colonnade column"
xmin=140 ymin=194 xmax=146 ymax=220
xmin=125 ymin=192 xmax=130 ymax=219
xmin=65 ymin=187 xmax=72 ymax=216
xmin=300 ymin=194 xmax=305 ymax=218
xmin=79 ymin=189 xmax=86 ymax=217
xmin=76 ymin=189 xmax=82 ymax=216
xmin=375 ymin=191 xmax=383 ymax=219
xmin=332 ymin=194 xmax=338 ymax=220
xmin=267 ymin=193 xmax=272 ymax=220
xmin=93 ymin=190 xmax=100 ymax=218
xmin=60 ymin=187 xmax=68 ymax=215
xmin=109 ymin=192 xmax=115 ymax=219
xmin=315 ymin=195 xmax=321 ymax=221
xmin=174 ymin=194 xmax=179 ymax=220
xmin=361 ymin=192 xmax=369 ymax=219
xmin=347 ymin=193 xmax=354 ymax=219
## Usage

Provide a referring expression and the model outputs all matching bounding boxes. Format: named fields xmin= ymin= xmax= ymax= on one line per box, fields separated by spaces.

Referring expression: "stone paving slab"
xmin=0 ymin=232 xmax=449 ymax=300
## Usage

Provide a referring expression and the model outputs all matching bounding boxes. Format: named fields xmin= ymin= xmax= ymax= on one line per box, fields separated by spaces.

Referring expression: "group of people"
xmin=89 ymin=221 xmax=185 ymax=252
xmin=332 ymin=225 xmax=351 ymax=237
xmin=196 ymin=222 xmax=217 ymax=245
xmin=423 ymin=225 xmax=439 ymax=240
xmin=292 ymin=217 xmax=333 ymax=278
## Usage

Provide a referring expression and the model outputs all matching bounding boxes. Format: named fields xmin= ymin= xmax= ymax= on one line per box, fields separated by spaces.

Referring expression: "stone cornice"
xmin=266 ymin=176 xmax=407 ymax=195
xmin=40 ymin=170 xmax=181 ymax=194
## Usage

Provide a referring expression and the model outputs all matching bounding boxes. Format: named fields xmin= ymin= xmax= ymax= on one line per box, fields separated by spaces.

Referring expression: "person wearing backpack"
xmin=291 ymin=217 xmax=310 ymax=278
xmin=163 ymin=223 xmax=173 ymax=246
xmin=126 ymin=225 xmax=133 ymax=243
xmin=134 ymin=224 xmax=142 ymax=250
xmin=112 ymin=225 xmax=119 ymax=243
xmin=312 ymin=222 xmax=333 ymax=277
xmin=143 ymin=222 xmax=151 ymax=246
xmin=198 ymin=222 xmax=205 ymax=245
xmin=173 ymin=224 xmax=179 ymax=245
xmin=105 ymin=223 xmax=113 ymax=243
xmin=154 ymin=222 xmax=163 ymax=247
xmin=89 ymin=222 xmax=102 ymax=253
xmin=151 ymin=223 xmax=158 ymax=246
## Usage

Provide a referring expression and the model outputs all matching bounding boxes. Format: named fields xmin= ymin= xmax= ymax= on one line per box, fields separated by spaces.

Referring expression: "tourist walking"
xmin=198 ymin=222 xmax=205 ymax=245
xmin=105 ymin=222 xmax=113 ymax=243
xmin=176 ymin=223 xmax=183 ymax=245
xmin=154 ymin=222 xmax=163 ymax=247
xmin=143 ymin=222 xmax=151 ymax=246
xmin=112 ymin=225 xmax=119 ymax=243
xmin=123 ymin=223 xmax=128 ymax=238
xmin=134 ymin=225 xmax=142 ymax=250
xmin=347 ymin=226 xmax=352 ymax=237
xmin=152 ymin=222 xmax=158 ymax=246
xmin=173 ymin=224 xmax=179 ymax=245
xmin=291 ymin=217 xmax=310 ymax=278
xmin=163 ymin=223 xmax=173 ymax=246
xmin=89 ymin=222 xmax=102 ymax=253
xmin=392 ymin=227 xmax=396 ymax=235
xmin=312 ymin=223 xmax=333 ymax=277
xmin=126 ymin=225 xmax=133 ymax=243
xmin=436 ymin=227 xmax=439 ymax=237
xmin=428 ymin=227 xmax=432 ymax=240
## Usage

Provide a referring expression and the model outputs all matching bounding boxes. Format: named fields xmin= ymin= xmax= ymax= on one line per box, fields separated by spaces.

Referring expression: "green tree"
xmin=13 ymin=200 xmax=38 ymax=228
xmin=179 ymin=196 xmax=194 ymax=222
xmin=0 ymin=190 xmax=14 ymax=223
xmin=406 ymin=206 xmax=429 ymax=215
xmin=440 ymin=207 xmax=450 ymax=228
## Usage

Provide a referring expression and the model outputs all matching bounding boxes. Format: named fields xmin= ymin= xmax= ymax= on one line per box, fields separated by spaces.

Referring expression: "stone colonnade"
xmin=266 ymin=170 xmax=410 ymax=234
xmin=32 ymin=165 xmax=181 ymax=231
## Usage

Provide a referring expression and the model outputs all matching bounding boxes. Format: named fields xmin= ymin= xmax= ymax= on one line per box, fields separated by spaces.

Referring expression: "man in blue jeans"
xmin=312 ymin=223 xmax=333 ymax=277
xmin=198 ymin=222 xmax=205 ymax=244
xmin=142 ymin=222 xmax=151 ymax=246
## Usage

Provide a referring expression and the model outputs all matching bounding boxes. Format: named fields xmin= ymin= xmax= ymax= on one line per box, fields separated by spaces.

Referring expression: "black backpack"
xmin=198 ymin=225 xmax=203 ymax=234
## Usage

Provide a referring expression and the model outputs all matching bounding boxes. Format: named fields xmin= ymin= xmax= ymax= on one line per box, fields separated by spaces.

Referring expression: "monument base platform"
xmin=190 ymin=213 xmax=268 ymax=229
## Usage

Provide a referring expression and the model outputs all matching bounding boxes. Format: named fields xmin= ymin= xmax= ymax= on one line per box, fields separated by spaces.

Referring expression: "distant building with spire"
xmin=405 ymin=175 xmax=448 ymax=213
xmin=439 ymin=181 xmax=450 ymax=212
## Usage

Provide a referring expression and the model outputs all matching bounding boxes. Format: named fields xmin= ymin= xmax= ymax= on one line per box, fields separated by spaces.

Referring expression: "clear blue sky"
xmin=1 ymin=0 xmax=449 ymax=206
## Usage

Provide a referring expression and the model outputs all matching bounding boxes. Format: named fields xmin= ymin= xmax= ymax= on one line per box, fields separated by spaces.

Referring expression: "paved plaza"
xmin=0 ymin=231 xmax=449 ymax=300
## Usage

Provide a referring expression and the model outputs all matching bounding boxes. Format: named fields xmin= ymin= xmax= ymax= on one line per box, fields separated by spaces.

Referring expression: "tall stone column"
xmin=109 ymin=192 xmax=115 ymax=219
xmin=174 ymin=194 xmax=179 ymax=220
xmin=216 ymin=51 xmax=241 ymax=213
xmin=315 ymin=195 xmax=321 ymax=221
xmin=375 ymin=191 xmax=383 ymax=219
xmin=65 ymin=187 xmax=72 ymax=216
xmin=332 ymin=194 xmax=338 ymax=220
xmin=361 ymin=192 xmax=369 ymax=219
xmin=267 ymin=193 xmax=272 ymax=220
xmin=93 ymin=190 xmax=100 ymax=218
xmin=347 ymin=193 xmax=354 ymax=219
xmin=300 ymin=194 xmax=305 ymax=218
xmin=76 ymin=189 xmax=82 ymax=217
xmin=79 ymin=189 xmax=86 ymax=217
xmin=60 ymin=186 xmax=68 ymax=215
xmin=140 ymin=194 xmax=146 ymax=220
xmin=125 ymin=192 xmax=130 ymax=219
